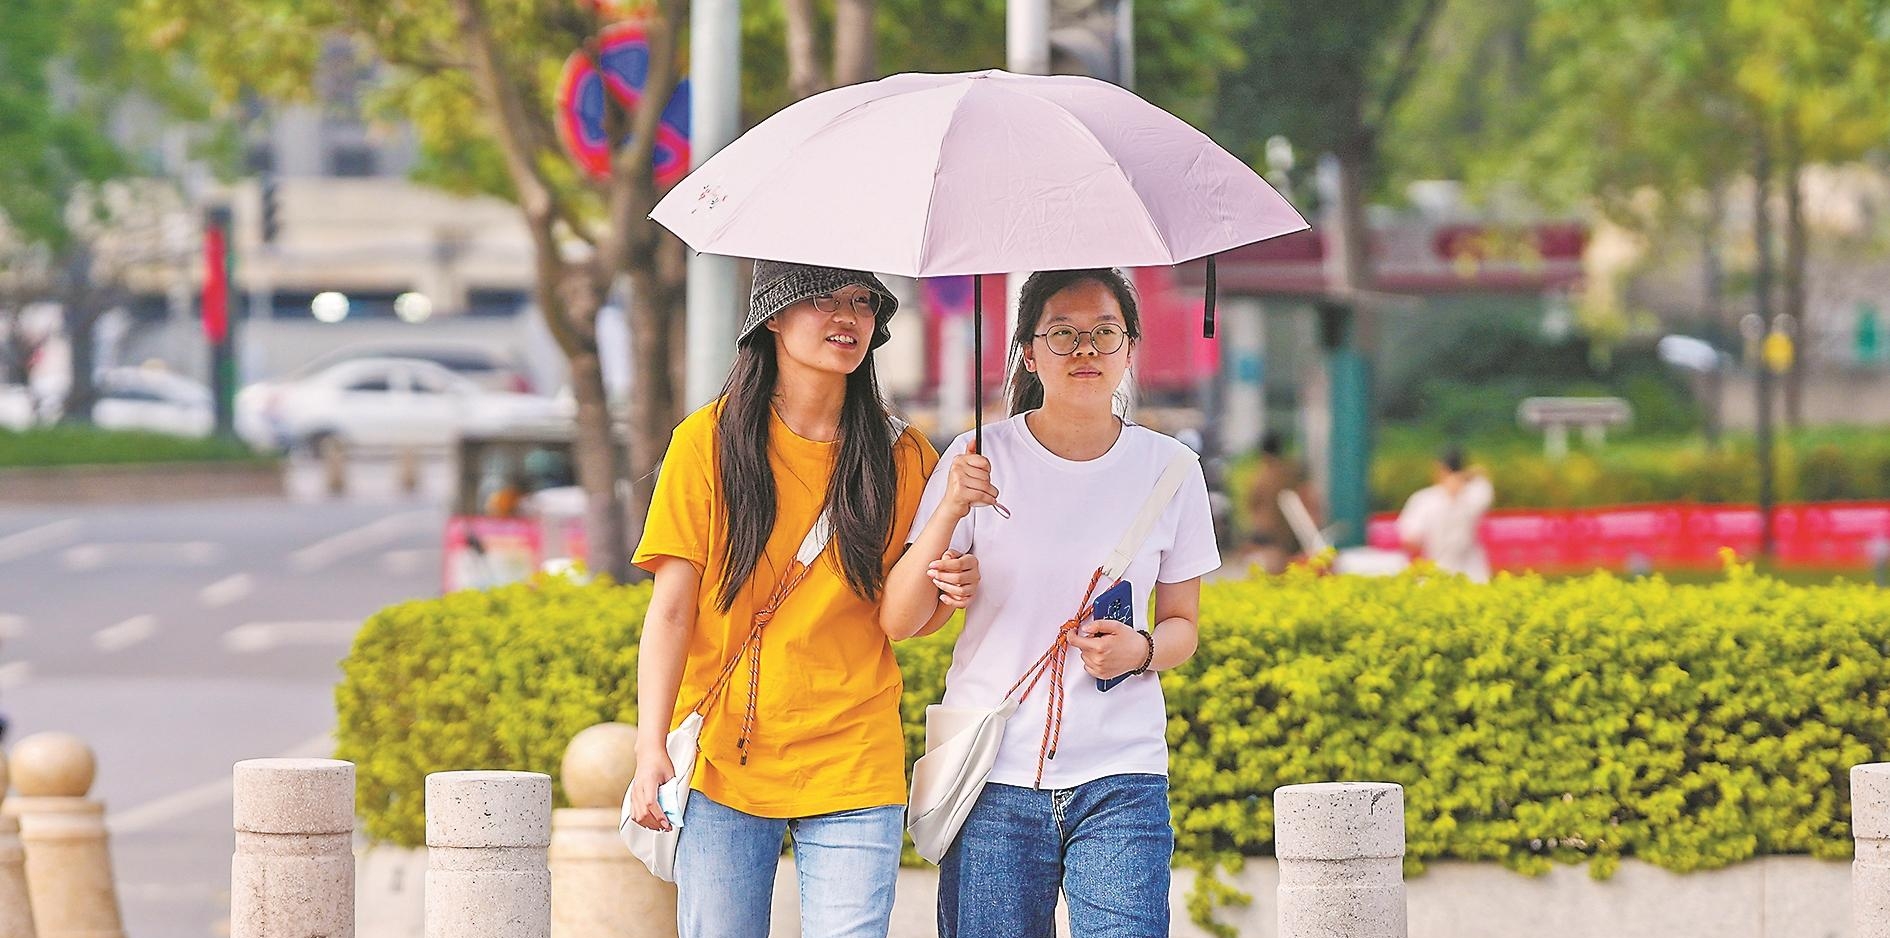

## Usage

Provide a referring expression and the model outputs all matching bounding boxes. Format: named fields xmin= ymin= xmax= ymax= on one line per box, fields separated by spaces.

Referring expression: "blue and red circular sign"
xmin=556 ymin=22 xmax=691 ymax=185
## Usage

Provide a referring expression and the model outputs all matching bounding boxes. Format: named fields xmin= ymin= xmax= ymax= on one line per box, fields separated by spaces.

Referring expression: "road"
xmin=0 ymin=458 xmax=449 ymax=938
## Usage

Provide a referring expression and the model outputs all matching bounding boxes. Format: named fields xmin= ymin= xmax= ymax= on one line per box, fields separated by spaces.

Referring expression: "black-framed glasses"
xmin=1034 ymin=323 xmax=1129 ymax=356
xmin=811 ymin=292 xmax=880 ymax=317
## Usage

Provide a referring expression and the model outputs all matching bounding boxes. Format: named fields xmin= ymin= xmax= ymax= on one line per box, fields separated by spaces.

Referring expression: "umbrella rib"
xmin=914 ymin=83 xmax=979 ymax=275
xmin=1037 ymin=97 xmax=1175 ymax=262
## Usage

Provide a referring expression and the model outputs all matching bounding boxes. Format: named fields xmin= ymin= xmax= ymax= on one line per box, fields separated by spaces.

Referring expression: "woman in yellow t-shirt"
xmin=624 ymin=260 xmax=979 ymax=938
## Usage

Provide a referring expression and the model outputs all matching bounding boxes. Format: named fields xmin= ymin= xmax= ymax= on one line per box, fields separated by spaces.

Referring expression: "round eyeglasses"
xmin=1033 ymin=323 xmax=1129 ymax=356
xmin=811 ymin=292 xmax=880 ymax=317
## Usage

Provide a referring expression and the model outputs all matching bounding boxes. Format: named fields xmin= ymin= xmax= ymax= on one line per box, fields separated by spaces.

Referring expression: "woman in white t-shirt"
xmin=882 ymin=268 xmax=1221 ymax=938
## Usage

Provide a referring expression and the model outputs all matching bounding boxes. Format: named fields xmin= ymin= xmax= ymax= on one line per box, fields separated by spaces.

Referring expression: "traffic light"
xmin=259 ymin=174 xmax=280 ymax=244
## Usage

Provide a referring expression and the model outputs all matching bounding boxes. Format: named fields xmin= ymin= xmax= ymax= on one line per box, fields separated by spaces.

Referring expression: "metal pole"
xmin=684 ymin=0 xmax=743 ymax=408
xmin=1115 ymin=0 xmax=1134 ymax=89
xmin=1752 ymin=134 xmax=1777 ymax=560
xmin=1003 ymin=0 xmax=1051 ymax=356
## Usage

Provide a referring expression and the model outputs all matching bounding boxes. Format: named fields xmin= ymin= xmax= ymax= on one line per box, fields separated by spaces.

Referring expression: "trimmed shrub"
xmin=335 ymin=574 xmax=648 ymax=844
xmin=0 ymin=425 xmax=268 ymax=467
xmin=338 ymin=564 xmax=1890 ymax=929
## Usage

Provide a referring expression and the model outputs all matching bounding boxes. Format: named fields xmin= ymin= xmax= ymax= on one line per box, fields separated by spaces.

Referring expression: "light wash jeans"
xmin=938 ymin=774 xmax=1174 ymax=938
xmin=674 ymin=790 xmax=904 ymax=938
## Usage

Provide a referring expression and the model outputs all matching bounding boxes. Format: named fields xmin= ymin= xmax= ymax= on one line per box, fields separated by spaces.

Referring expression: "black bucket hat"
xmin=741 ymin=259 xmax=898 ymax=350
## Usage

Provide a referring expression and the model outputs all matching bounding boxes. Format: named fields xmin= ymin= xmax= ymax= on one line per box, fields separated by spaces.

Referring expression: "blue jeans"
xmin=938 ymin=774 xmax=1173 ymax=938
xmin=674 ymin=791 xmax=904 ymax=938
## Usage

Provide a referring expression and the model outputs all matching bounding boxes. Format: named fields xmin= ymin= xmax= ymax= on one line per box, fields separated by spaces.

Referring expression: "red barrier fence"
xmin=1368 ymin=502 xmax=1890 ymax=573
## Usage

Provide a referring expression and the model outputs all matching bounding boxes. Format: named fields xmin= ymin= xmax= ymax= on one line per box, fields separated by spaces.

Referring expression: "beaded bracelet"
xmin=1127 ymin=628 xmax=1156 ymax=676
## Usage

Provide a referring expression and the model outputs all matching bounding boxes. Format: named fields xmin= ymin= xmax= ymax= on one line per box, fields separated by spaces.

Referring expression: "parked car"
xmin=90 ymin=368 xmax=215 ymax=438
xmin=0 ymin=385 xmax=33 ymax=431
xmin=290 ymin=341 xmax=534 ymax=393
xmin=236 ymin=357 xmax=571 ymax=452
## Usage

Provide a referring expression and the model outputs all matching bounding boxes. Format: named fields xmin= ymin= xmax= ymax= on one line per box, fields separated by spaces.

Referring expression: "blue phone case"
xmin=1089 ymin=580 xmax=1139 ymax=692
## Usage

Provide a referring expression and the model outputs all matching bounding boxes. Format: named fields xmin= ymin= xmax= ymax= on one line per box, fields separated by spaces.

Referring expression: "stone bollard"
xmin=1 ymin=733 xmax=122 ymax=938
xmin=1275 ymin=781 xmax=1406 ymax=938
xmin=550 ymin=724 xmax=676 ymax=938
xmin=231 ymin=758 xmax=355 ymax=938
xmin=1854 ymin=763 xmax=1890 ymax=938
xmin=0 ymin=750 xmax=36 ymax=938
xmin=396 ymin=447 xmax=421 ymax=496
xmin=320 ymin=436 xmax=348 ymax=498
xmin=426 ymin=771 xmax=551 ymax=938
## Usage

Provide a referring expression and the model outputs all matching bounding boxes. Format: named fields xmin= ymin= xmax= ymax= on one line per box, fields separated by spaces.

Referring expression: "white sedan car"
xmin=236 ymin=357 xmax=572 ymax=452
xmin=92 ymin=368 xmax=215 ymax=438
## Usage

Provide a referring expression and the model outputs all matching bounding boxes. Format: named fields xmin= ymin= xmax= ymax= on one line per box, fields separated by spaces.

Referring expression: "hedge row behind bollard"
xmin=231 ymin=758 xmax=355 ymax=938
xmin=550 ymin=723 xmax=677 ymax=938
xmin=1 ymin=733 xmax=122 ymax=938
xmin=426 ymin=771 xmax=552 ymax=938
xmin=1275 ymin=781 xmax=1407 ymax=938
xmin=0 ymin=750 xmax=36 ymax=938
xmin=1856 ymin=763 xmax=1890 ymax=938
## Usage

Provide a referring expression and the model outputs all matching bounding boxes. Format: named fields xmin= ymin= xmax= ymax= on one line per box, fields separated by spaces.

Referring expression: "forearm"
xmin=636 ymin=576 xmax=696 ymax=755
xmin=1148 ymin=616 xmax=1199 ymax=672
xmin=879 ymin=511 xmax=962 ymax=640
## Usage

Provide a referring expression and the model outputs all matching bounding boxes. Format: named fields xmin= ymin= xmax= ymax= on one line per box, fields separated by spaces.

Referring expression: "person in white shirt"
xmin=881 ymin=268 xmax=1220 ymax=938
xmin=1395 ymin=446 xmax=1495 ymax=582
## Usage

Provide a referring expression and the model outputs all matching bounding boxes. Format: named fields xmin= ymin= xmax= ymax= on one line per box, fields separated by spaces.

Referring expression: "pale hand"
xmin=928 ymin=550 xmax=980 ymax=608
xmin=941 ymin=446 xmax=1000 ymax=518
xmin=1068 ymin=619 xmax=1148 ymax=680
xmin=626 ymin=747 xmax=676 ymax=832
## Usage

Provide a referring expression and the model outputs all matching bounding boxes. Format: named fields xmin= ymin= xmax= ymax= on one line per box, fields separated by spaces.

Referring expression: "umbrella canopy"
xmin=651 ymin=69 xmax=1308 ymax=278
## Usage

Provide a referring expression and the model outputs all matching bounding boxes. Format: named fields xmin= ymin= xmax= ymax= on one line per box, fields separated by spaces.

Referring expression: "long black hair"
xmin=1005 ymin=268 xmax=1143 ymax=415
xmin=712 ymin=331 xmax=899 ymax=612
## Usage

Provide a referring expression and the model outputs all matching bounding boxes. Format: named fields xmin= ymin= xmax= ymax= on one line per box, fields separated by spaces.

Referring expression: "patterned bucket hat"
xmin=741 ymin=259 xmax=898 ymax=350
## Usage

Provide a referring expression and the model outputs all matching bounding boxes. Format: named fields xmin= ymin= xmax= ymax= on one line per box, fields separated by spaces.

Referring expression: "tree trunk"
xmin=783 ymin=0 xmax=828 ymax=99
xmin=553 ymin=261 xmax=631 ymax=583
xmin=566 ymin=338 xmax=629 ymax=583
xmin=1702 ymin=183 xmax=1728 ymax=337
xmin=833 ymin=0 xmax=876 ymax=86
xmin=58 ymin=246 xmax=99 ymax=426
xmin=1782 ymin=127 xmax=1807 ymax=430
xmin=624 ymin=253 xmax=680 ymax=567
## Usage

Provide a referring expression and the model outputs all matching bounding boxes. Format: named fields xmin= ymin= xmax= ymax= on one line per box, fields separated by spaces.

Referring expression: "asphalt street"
xmin=0 ymin=458 xmax=450 ymax=937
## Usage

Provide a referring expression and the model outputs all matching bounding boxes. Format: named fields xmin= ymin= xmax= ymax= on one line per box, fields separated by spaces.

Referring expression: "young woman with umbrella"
xmin=883 ymin=267 xmax=1219 ymax=936
xmin=624 ymin=260 xmax=979 ymax=938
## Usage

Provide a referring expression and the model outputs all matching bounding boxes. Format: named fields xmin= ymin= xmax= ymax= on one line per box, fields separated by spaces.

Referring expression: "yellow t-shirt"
xmin=633 ymin=401 xmax=939 ymax=817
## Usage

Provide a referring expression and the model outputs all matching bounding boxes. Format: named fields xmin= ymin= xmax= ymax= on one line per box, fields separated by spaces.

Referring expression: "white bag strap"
xmin=795 ymin=415 xmax=909 ymax=566
xmin=1100 ymin=449 xmax=1197 ymax=581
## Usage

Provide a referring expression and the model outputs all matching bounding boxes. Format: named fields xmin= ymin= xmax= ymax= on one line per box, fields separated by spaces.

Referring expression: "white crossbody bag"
xmin=906 ymin=448 xmax=1197 ymax=864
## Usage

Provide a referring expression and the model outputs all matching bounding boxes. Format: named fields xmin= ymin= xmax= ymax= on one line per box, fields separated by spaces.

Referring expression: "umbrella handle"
xmin=973 ymin=273 xmax=983 ymax=453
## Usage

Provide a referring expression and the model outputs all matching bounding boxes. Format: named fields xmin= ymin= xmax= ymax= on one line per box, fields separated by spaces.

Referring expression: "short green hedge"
xmin=0 ymin=426 xmax=267 ymax=467
xmin=337 ymin=563 xmax=1890 ymax=931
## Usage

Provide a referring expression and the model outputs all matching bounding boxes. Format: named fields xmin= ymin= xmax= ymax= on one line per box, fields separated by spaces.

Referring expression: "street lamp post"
xmin=683 ymin=0 xmax=742 ymax=409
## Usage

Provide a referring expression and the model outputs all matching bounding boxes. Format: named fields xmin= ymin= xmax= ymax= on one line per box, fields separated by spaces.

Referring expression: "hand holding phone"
xmin=1085 ymin=580 xmax=1140 ymax=692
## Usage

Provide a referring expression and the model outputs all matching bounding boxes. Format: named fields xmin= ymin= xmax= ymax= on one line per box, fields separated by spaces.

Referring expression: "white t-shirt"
xmin=1395 ymin=477 xmax=1494 ymax=582
xmin=908 ymin=413 xmax=1221 ymax=789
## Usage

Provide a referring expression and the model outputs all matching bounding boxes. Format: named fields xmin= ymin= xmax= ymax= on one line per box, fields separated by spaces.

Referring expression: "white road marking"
xmin=0 ymin=661 xmax=32 ymax=690
xmin=0 ymin=614 xmax=24 ymax=639
xmin=106 ymin=732 xmax=335 ymax=834
xmin=289 ymin=511 xmax=433 ymax=573
xmin=0 ymin=520 xmax=81 ymax=565
xmin=379 ymin=549 xmax=432 ymax=577
xmin=62 ymin=541 xmax=221 ymax=572
xmin=223 ymin=620 xmax=360 ymax=654
xmin=199 ymin=573 xmax=255 ymax=608
xmin=93 ymin=615 xmax=158 ymax=653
